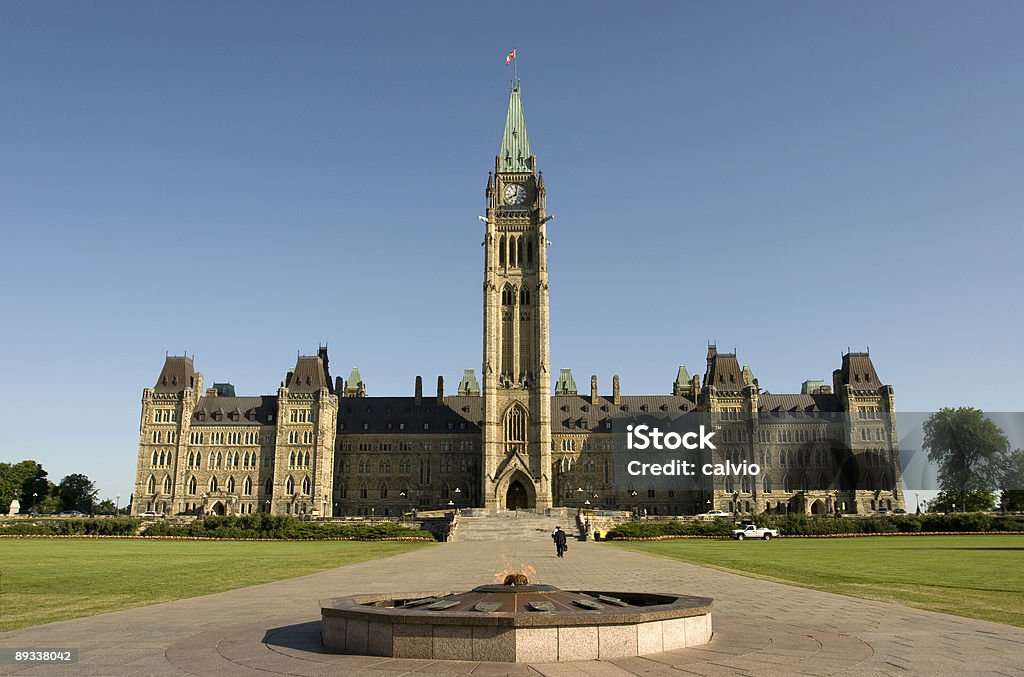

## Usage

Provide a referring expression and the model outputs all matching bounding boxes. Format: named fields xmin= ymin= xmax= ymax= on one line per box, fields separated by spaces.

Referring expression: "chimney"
xmin=415 ymin=375 xmax=423 ymax=405
xmin=612 ymin=374 xmax=621 ymax=405
xmin=334 ymin=376 xmax=343 ymax=394
xmin=590 ymin=375 xmax=599 ymax=405
xmin=437 ymin=375 xmax=444 ymax=403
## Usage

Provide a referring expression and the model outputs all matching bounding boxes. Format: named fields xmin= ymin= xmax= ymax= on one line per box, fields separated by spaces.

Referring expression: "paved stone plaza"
xmin=2 ymin=537 xmax=1023 ymax=676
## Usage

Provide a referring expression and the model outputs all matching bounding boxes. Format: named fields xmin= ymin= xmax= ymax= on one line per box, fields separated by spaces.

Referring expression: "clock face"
xmin=503 ymin=183 xmax=527 ymax=206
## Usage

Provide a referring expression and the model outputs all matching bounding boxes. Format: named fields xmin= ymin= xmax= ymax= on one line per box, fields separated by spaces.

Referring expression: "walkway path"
xmin=2 ymin=538 xmax=1022 ymax=676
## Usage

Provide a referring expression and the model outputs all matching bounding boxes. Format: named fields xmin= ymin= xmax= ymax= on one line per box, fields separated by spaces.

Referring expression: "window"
xmin=243 ymin=477 xmax=252 ymax=495
xmin=147 ymin=475 xmax=156 ymax=494
xmin=762 ymin=475 xmax=772 ymax=493
xmin=162 ymin=475 xmax=171 ymax=494
xmin=226 ymin=476 xmax=235 ymax=493
xmin=188 ymin=476 xmax=197 ymax=495
xmin=209 ymin=476 xmax=218 ymax=492
xmin=302 ymin=477 xmax=311 ymax=495
xmin=286 ymin=477 xmax=295 ymax=494
xmin=504 ymin=404 xmax=527 ymax=454
xmin=379 ymin=482 xmax=388 ymax=499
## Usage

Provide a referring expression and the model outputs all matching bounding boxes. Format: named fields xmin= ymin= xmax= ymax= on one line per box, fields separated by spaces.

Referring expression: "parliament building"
xmin=132 ymin=83 xmax=905 ymax=519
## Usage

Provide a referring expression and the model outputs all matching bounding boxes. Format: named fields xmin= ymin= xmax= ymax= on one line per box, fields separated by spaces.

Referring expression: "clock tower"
xmin=481 ymin=82 xmax=553 ymax=510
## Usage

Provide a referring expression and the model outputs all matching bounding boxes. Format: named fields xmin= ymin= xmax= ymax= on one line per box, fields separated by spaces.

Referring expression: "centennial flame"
xmin=494 ymin=563 xmax=537 ymax=585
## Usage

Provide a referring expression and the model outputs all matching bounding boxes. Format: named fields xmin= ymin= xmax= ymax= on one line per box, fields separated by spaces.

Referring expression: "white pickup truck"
xmin=730 ymin=524 xmax=779 ymax=540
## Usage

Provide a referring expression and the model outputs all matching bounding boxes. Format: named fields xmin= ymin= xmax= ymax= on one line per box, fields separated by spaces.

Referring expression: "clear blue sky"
xmin=2 ymin=2 xmax=1022 ymax=504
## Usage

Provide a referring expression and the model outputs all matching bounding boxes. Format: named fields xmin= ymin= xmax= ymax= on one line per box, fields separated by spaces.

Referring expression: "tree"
xmin=1000 ymin=448 xmax=1024 ymax=512
xmin=0 ymin=460 xmax=51 ymax=512
xmin=57 ymin=474 xmax=99 ymax=513
xmin=95 ymin=499 xmax=117 ymax=515
xmin=927 ymin=490 xmax=996 ymax=513
xmin=923 ymin=408 xmax=1009 ymax=509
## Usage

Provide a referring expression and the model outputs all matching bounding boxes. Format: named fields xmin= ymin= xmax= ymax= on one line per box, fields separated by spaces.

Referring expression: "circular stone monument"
xmin=321 ymin=578 xmax=712 ymax=662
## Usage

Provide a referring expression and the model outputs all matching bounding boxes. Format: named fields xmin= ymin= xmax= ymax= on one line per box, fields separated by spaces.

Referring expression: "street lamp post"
xmin=115 ymin=494 xmax=121 ymax=516
xmin=265 ymin=499 xmax=271 ymax=513
xmin=32 ymin=492 xmax=38 ymax=514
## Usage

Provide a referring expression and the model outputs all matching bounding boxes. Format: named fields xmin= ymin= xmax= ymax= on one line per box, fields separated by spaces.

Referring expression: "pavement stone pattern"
xmin=2 ymin=537 xmax=1024 ymax=676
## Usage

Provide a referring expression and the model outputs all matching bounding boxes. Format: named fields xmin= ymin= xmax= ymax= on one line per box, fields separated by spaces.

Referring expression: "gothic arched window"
xmin=504 ymin=404 xmax=527 ymax=454
xmin=162 ymin=475 xmax=171 ymax=494
xmin=147 ymin=475 xmax=156 ymax=495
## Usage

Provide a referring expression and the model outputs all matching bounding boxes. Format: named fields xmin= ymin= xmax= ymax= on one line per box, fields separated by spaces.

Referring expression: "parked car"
xmin=58 ymin=510 xmax=87 ymax=516
xmin=731 ymin=524 xmax=780 ymax=540
xmin=699 ymin=510 xmax=733 ymax=520
xmin=140 ymin=510 xmax=164 ymax=517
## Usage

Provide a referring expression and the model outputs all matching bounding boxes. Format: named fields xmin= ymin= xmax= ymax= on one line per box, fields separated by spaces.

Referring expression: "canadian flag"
xmin=506 ymin=48 xmax=516 ymax=65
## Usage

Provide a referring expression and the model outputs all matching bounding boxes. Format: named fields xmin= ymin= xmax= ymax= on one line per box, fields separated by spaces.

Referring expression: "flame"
xmin=493 ymin=563 xmax=537 ymax=584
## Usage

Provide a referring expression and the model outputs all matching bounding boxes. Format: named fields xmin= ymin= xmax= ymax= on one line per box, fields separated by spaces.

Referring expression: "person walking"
xmin=553 ymin=526 xmax=568 ymax=558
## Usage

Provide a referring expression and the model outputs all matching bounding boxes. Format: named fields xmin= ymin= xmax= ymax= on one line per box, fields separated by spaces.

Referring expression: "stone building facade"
xmin=132 ymin=83 xmax=904 ymax=518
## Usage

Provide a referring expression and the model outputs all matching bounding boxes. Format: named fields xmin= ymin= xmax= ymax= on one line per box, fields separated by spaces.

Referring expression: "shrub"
xmin=0 ymin=518 xmax=140 ymax=536
xmin=138 ymin=515 xmax=435 ymax=540
xmin=604 ymin=519 xmax=733 ymax=540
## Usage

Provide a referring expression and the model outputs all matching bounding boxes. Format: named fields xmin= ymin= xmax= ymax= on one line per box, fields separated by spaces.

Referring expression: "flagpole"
xmin=514 ymin=50 xmax=518 ymax=86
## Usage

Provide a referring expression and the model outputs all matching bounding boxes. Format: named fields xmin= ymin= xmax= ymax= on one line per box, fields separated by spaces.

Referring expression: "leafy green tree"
xmin=927 ymin=489 xmax=996 ymax=513
xmin=57 ymin=474 xmax=98 ymax=513
xmin=1000 ymin=448 xmax=1024 ymax=512
xmin=95 ymin=499 xmax=117 ymax=515
xmin=923 ymin=408 xmax=1010 ymax=508
xmin=0 ymin=460 xmax=50 ymax=512
xmin=36 ymin=492 xmax=61 ymax=514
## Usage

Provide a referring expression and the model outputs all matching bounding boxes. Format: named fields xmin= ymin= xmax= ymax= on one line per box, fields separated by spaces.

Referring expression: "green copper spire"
xmin=499 ymin=85 xmax=532 ymax=172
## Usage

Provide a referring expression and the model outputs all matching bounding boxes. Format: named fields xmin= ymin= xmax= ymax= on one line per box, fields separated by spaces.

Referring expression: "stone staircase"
xmin=453 ymin=510 xmax=577 ymax=542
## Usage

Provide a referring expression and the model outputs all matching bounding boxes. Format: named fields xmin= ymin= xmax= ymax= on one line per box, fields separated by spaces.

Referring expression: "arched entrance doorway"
xmin=506 ymin=480 xmax=529 ymax=510
xmin=211 ymin=501 xmax=226 ymax=516
xmin=810 ymin=499 xmax=825 ymax=515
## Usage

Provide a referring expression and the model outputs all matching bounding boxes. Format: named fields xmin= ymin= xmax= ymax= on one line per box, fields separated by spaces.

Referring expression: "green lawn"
xmin=611 ymin=535 xmax=1024 ymax=627
xmin=0 ymin=538 xmax=430 ymax=631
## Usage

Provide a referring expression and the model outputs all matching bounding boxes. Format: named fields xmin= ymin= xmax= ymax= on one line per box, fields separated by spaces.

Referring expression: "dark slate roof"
xmin=154 ymin=356 xmax=196 ymax=393
xmin=551 ymin=395 xmax=697 ymax=433
xmin=758 ymin=393 xmax=841 ymax=414
xmin=192 ymin=396 xmax=277 ymax=425
xmin=703 ymin=347 xmax=746 ymax=394
xmin=839 ymin=352 xmax=881 ymax=390
xmin=287 ymin=356 xmax=329 ymax=393
xmin=337 ymin=396 xmax=484 ymax=434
